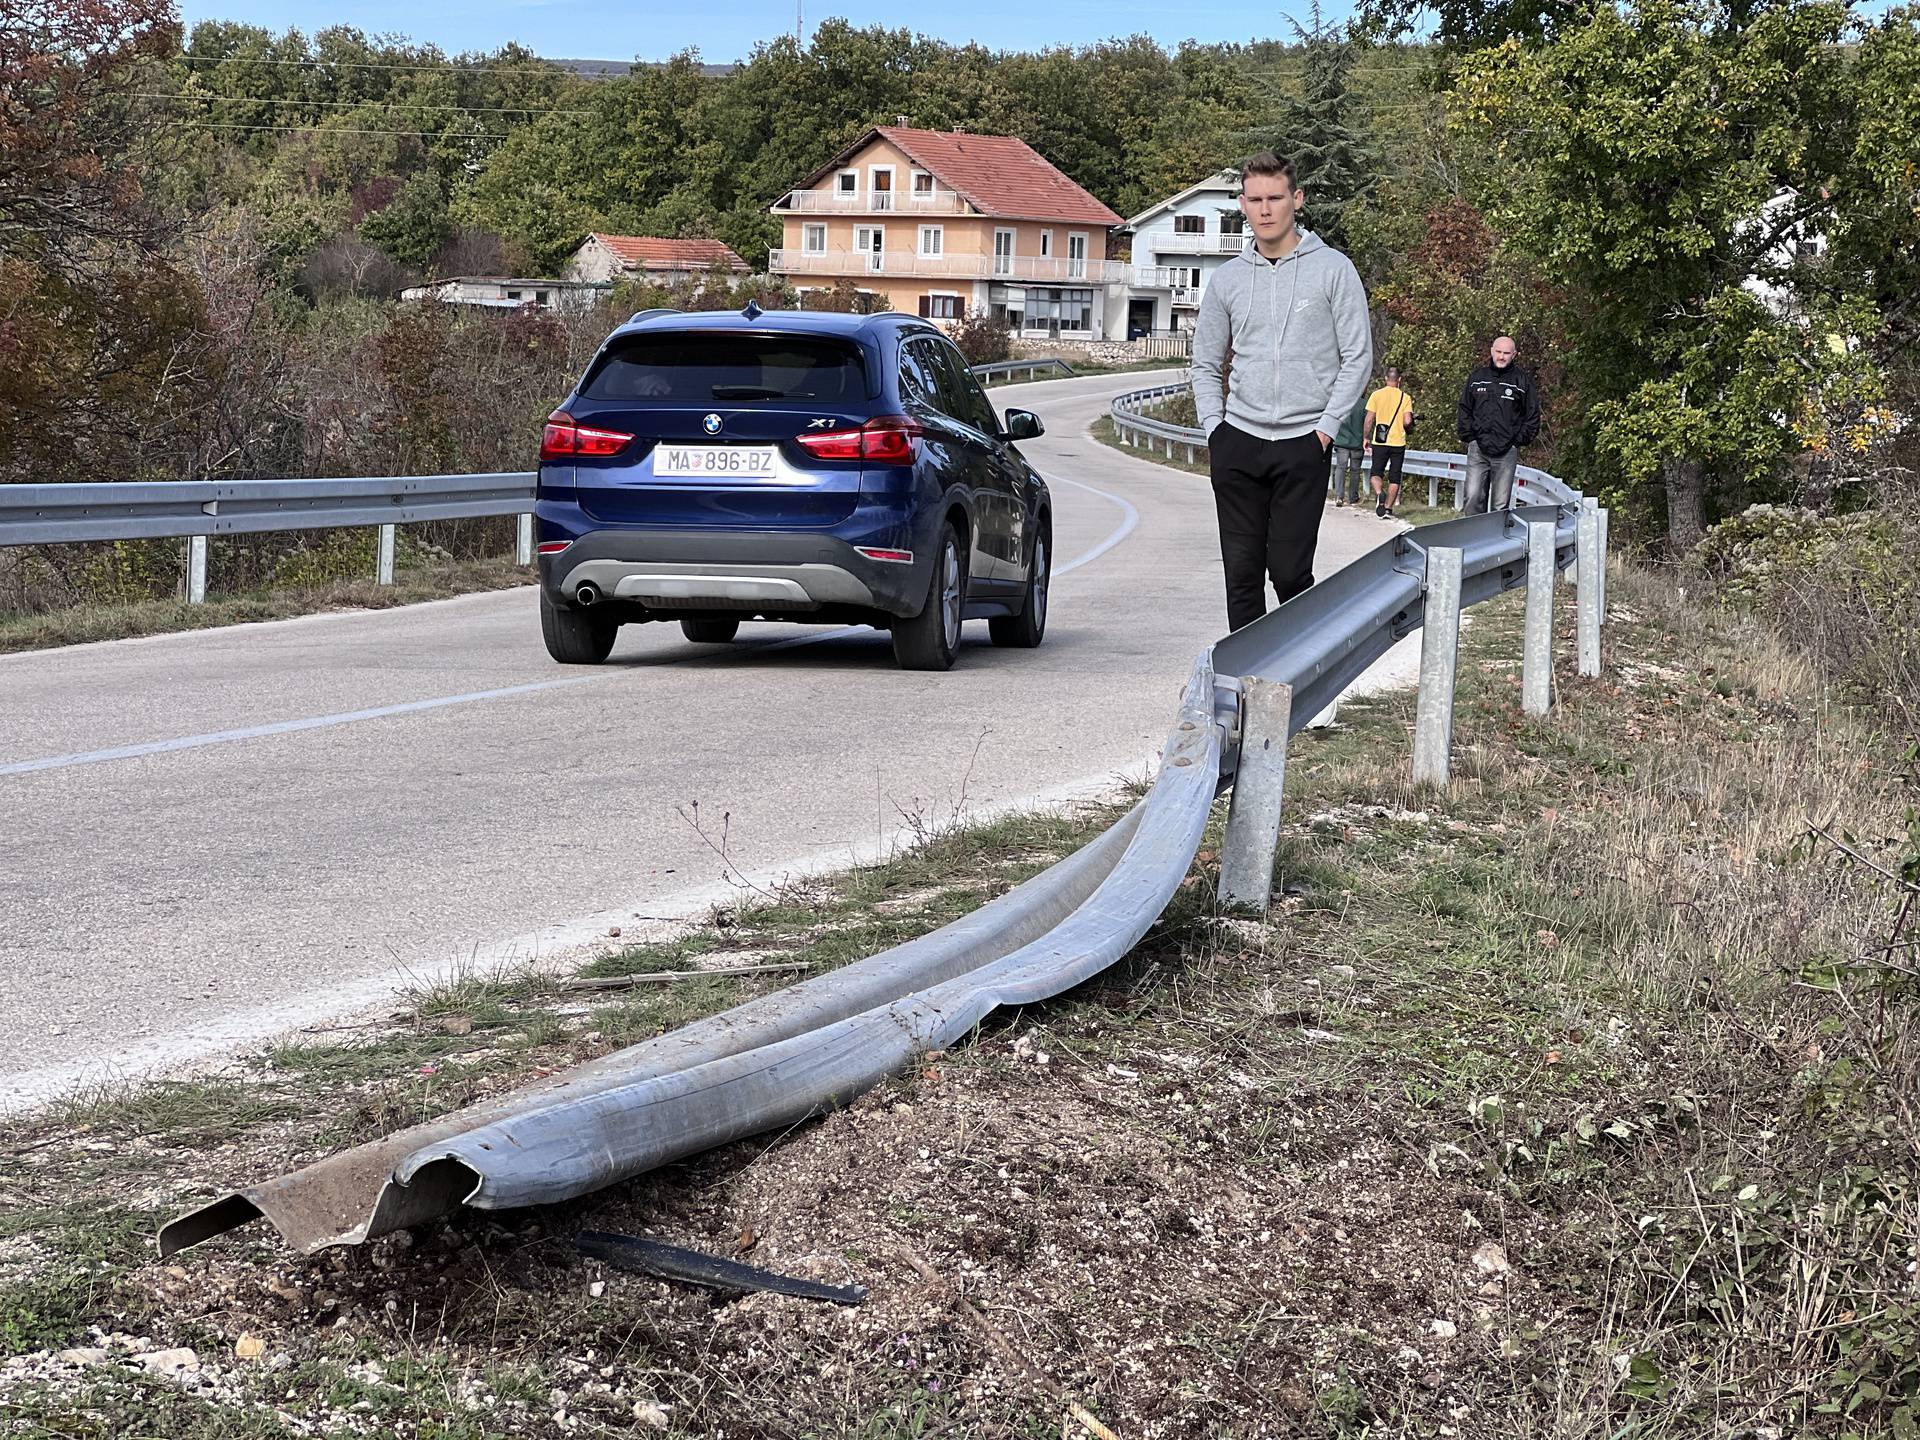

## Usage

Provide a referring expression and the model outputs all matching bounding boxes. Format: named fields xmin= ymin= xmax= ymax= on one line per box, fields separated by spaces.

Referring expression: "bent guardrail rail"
xmin=157 ymin=486 xmax=1602 ymax=1257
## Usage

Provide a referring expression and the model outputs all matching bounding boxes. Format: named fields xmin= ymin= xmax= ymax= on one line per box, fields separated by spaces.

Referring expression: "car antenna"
xmin=741 ymin=300 xmax=763 ymax=320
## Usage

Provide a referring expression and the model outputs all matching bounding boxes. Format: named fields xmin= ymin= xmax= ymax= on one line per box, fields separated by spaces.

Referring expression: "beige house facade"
xmin=769 ymin=128 xmax=1126 ymax=339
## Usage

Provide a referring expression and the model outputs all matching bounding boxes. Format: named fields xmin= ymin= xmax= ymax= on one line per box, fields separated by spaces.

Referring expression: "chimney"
xmin=895 ymin=115 xmax=908 ymax=127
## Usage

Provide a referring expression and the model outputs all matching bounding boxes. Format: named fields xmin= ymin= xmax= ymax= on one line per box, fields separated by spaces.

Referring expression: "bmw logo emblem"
xmin=702 ymin=413 xmax=723 ymax=435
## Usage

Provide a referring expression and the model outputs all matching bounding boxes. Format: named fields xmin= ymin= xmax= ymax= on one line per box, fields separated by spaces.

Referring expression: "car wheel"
xmin=680 ymin=618 xmax=740 ymax=644
xmin=891 ymin=523 xmax=965 ymax=672
xmin=540 ymin=589 xmax=619 ymax=664
xmin=989 ymin=516 xmax=1050 ymax=649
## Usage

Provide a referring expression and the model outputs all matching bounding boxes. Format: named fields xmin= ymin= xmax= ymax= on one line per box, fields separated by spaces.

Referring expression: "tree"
xmin=1243 ymin=7 xmax=1376 ymax=249
xmin=360 ymin=170 xmax=450 ymax=268
xmin=1 ymin=0 xmax=179 ymax=279
xmin=1453 ymin=0 xmax=1880 ymax=550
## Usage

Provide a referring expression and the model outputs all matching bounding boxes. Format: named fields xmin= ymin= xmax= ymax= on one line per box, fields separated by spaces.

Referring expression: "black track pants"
xmin=1208 ymin=422 xmax=1330 ymax=633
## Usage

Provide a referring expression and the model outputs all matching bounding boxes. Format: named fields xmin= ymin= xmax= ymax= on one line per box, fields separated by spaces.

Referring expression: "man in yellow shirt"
xmin=1363 ymin=367 xmax=1414 ymax=519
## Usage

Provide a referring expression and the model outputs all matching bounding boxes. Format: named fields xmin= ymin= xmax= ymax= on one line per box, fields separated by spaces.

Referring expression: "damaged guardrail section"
xmin=158 ymin=466 xmax=1606 ymax=1259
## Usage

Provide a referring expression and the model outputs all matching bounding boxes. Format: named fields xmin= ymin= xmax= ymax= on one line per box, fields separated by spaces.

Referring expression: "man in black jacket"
xmin=1456 ymin=336 xmax=1542 ymax=512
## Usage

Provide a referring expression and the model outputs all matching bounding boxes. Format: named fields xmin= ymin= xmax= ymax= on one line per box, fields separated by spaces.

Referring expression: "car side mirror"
xmin=1001 ymin=409 xmax=1044 ymax=442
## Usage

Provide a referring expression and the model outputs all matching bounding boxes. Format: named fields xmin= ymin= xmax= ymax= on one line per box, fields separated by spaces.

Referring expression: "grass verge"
xmin=2 ymin=565 xmax=1913 ymax=1437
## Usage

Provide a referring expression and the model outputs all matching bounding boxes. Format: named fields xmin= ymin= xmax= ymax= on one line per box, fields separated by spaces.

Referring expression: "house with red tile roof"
xmin=768 ymin=126 xmax=1126 ymax=338
xmin=564 ymin=233 xmax=751 ymax=284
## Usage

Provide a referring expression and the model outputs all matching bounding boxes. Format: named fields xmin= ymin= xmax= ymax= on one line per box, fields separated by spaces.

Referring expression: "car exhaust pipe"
xmin=574 ymin=582 xmax=600 ymax=607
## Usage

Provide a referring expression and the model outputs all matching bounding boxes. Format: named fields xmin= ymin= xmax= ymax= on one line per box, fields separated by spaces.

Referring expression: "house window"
xmin=1219 ymin=213 xmax=1246 ymax=235
xmin=1174 ymin=215 xmax=1206 ymax=234
xmin=1039 ymin=230 xmax=1052 ymax=258
xmin=855 ymin=225 xmax=884 ymax=273
xmin=836 ymin=170 xmax=859 ymax=198
xmin=803 ymin=224 xmax=827 ymax=254
xmin=993 ymin=228 xmax=1015 ymax=276
xmin=918 ymin=226 xmax=944 ymax=257
xmin=506 ymin=289 xmax=522 ymax=300
xmin=869 ymin=165 xmax=895 ymax=211
xmin=918 ymin=293 xmax=962 ymax=320
xmin=911 ymin=170 xmax=935 ymax=198
xmin=535 ymin=290 xmax=550 ymax=306
xmin=1067 ymin=232 xmax=1088 ymax=279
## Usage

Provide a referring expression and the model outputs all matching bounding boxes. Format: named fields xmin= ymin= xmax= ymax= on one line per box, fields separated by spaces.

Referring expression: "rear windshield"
xmin=583 ymin=333 xmax=869 ymax=404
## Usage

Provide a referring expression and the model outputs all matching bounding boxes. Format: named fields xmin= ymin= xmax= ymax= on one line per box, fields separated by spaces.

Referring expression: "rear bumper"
xmin=538 ymin=527 xmax=927 ymax=616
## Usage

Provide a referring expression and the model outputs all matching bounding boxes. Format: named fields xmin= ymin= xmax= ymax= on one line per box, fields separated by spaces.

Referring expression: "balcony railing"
xmin=1146 ymin=231 xmax=1246 ymax=255
xmin=1133 ymin=264 xmax=1207 ymax=290
xmin=770 ymin=249 xmax=1128 ymax=285
xmin=773 ymin=190 xmax=974 ymax=215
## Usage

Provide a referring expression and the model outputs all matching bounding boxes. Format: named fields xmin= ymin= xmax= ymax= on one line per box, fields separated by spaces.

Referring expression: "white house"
xmin=1110 ymin=171 xmax=1248 ymax=340
xmin=399 ymin=276 xmax=609 ymax=311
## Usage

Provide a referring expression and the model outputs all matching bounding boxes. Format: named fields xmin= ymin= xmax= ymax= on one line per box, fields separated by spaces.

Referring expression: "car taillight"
xmin=540 ymin=412 xmax=633 ymax=461
xmin=796 ymin=415 xmax=922 ymax=466
xmin=536 ymin=540 xmax=572 ymax=556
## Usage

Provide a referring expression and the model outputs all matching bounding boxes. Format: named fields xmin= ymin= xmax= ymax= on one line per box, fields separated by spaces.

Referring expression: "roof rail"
xmin=626 ymin=308 xmax=679 ymax=325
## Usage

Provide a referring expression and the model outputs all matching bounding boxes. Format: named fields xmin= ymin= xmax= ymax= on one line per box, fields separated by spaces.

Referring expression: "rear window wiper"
xmin=710 ymin=385 xmax=787 ymax=400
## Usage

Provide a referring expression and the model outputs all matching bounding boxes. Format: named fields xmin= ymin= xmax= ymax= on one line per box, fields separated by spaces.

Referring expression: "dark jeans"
xmin=1209 ymin=422 xmax=1330 ymax=632
xmin=1331 ymin=445 xmax=1366 ymax=503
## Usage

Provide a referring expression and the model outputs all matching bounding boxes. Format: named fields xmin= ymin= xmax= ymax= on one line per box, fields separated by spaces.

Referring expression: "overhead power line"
xmin=173 ymin=53 xmax=581 ymax=76
xmin=141 ymin=92 xmax=592 ymax=115
xmin=164 ymin=118 xmax=511 ymax=139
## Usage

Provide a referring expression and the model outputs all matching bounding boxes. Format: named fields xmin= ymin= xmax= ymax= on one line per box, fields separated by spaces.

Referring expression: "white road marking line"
xmin=1 ymin=433 xmax=1145 ymax=775
xmin=0 ymin=676 xmax=608 ymax=777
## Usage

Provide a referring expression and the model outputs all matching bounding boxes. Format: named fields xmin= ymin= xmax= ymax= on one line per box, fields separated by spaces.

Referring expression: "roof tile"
xmin=590 ymin=234 xmax=750 ymax=272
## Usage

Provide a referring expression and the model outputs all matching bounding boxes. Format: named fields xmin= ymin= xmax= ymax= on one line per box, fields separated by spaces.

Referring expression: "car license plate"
xmin=652 ymin=445 xmax=780 ymax=479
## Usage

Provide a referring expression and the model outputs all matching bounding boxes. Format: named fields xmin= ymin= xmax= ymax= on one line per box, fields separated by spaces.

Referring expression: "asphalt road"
xmin=0 ymin=369 xmax=1412 ymax=1109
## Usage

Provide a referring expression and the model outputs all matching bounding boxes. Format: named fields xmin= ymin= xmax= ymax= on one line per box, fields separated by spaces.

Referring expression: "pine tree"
xmin=1242 ymin=5 xmax=1376 ymax=250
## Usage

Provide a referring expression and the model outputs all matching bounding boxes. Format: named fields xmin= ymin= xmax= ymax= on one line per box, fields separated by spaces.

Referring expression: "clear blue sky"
xmin=176 ymin=1 xmax=1367 ymax=63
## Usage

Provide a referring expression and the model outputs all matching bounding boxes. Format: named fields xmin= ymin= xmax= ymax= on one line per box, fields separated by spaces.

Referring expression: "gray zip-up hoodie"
xmin=1191 ymin=230 xmax=1373 ymax=444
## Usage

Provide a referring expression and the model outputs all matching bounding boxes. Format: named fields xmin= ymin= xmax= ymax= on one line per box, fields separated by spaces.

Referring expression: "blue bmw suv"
xmin=534 ymin=307 xmax=1052 ymax=671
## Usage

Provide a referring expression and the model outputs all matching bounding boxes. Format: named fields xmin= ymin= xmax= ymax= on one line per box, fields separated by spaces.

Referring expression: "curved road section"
xmin=0 ymin=369 xmax=1401 ymax=1110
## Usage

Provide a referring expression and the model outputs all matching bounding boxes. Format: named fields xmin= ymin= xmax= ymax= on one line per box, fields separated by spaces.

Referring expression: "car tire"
xmin=891 ymin=522 xmax=965 ymax=672
xmin=540 ymin=589 xmax=619 ymax=664
xmin=989 ymin=516 xmax=1050 ymax=649
xmin=680 ymin=618 xmax=740 ymax=644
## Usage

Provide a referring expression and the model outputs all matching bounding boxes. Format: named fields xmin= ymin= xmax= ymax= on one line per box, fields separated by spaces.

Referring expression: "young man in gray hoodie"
xmin=1191 ymin=152 xmax=1373 ymax=632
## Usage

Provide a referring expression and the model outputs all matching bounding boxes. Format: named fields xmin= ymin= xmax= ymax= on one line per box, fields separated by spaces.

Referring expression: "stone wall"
xmin=1010 ymin=337 xmax=1192 ymax=366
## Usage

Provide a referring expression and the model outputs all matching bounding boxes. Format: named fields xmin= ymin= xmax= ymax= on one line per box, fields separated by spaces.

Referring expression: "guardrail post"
xmin=1219 ymin=678 xmax=1293 ymax=912
xmin=1523 ymin=521 xmax=1556 ymax=716
xmin=1577 ymin=502 xmax=1602 ymax=677
xmin=1428 ymin=472 xmax=1439 ymax=508
xmin=186 ymin=536 xmax=208 ymax=605
xmin=516 ymin=513 xmax=533 ymax=566
xmin=1596 ymin=506 xmax=1610 ymax=626
xmin=1412 ymin=546 xmax=1463 ymax=788
xmin=377 ymin=523 xmax=396 ymax=587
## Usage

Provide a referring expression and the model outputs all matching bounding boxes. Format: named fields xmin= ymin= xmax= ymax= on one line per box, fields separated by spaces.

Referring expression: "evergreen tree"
xmin=1244 ymin=6 xmax=1376 ymax=249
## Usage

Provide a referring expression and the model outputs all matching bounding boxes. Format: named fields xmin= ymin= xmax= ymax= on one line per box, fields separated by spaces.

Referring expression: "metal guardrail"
xmin=157 ymin=465 xmax=1608 ymax=1258
xmin=1110 ymin=383 xmax=1577 ymax=510
xmin=971 ymin=357 xmax=1077 ymax=383
xmin=0 ymin=365 xmax=1073 ymax=600
xmin=0 ymin=474 xmax=536 ymax=547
